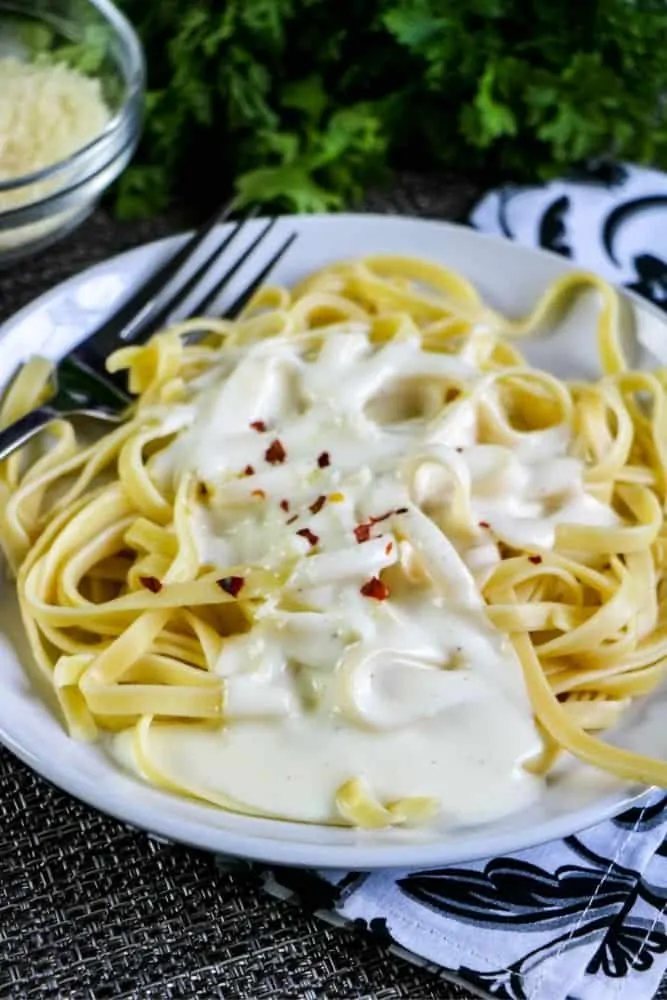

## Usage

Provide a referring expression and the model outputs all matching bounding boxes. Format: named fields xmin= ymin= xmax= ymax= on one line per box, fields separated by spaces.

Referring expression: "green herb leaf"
xmin=113 ymin=0 xmax=667 ymax=217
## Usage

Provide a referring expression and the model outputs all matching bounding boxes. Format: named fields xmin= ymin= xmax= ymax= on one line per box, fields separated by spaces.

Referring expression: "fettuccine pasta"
xmin=2 ymin=255 xmax=667 ymax=828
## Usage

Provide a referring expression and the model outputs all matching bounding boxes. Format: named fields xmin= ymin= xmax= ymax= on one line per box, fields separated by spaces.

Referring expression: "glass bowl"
xmin=0 ymin=0 xmax=144 ymax=266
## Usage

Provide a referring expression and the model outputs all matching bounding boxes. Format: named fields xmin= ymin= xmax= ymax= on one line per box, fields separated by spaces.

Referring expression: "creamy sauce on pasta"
xmin=115 ymin=325 xmax=618 ymax=825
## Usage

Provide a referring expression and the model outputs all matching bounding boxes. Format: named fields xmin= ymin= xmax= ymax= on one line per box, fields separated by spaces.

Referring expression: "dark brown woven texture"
xmin=0 ymin=750 xmax=473 ymax=1000
xmin=0 ymin=173 xmax=483 ymax=1000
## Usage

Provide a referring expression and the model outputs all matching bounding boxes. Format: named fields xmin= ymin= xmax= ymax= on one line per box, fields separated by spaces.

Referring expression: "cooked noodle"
xmin=3 ymin=255 xmax=667 ymax=827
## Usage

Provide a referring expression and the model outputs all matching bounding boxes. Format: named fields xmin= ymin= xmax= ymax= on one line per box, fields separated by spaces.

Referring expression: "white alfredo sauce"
xmin=114 ymin=325 xmax=618 ymax=827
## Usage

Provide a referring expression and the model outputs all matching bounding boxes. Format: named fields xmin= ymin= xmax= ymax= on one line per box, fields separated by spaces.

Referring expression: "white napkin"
xmin=261 ymin=164 xmax=667 ymax=1000
xmin=262 ymin=788 xmax=667 ymax=1000
xmin=470 ymin=162 xmax=667 ymax=307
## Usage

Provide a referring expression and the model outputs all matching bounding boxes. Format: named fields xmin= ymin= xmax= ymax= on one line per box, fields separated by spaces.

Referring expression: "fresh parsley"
xmin=114 ymin=0 xmax=667 ymax=217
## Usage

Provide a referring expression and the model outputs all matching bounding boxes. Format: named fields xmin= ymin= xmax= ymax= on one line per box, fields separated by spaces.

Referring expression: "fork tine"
xmin=72 ymin=199 xmax=236 ymax=370
xmin=220 ymin=232 xmax=298 ymax=319
xmin=130 ymin=214 xmax=271 ymax=341
xmin=185 ymin=218 xmax=282 ymax=319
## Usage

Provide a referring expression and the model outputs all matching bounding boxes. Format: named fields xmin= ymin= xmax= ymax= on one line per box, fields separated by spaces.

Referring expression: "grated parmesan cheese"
xmin=0 ymin=56 xmax=111 ymax=212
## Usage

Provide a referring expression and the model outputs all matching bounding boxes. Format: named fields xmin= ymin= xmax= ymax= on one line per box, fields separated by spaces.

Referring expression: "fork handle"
xmin=0 ymin=406 xmax=58 ymax=462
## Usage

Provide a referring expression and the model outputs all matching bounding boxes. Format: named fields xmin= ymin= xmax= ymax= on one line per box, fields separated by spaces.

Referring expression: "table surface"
xmin=0 ymin=173 xmax=486 ymax=1000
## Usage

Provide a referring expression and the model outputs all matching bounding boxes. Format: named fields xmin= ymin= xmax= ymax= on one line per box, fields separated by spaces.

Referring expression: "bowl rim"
xmin=0 ymin=121 xmax=139 ymax=231
xmin=0 ymin=0 xmax=145 ymax=196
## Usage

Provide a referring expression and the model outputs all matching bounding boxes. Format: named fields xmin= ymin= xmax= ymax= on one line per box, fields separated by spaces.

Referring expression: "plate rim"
xmin=2 ymin=721 xmax=648 ymax=867
xmin=0 ymin=212 xmax=660 ymax=869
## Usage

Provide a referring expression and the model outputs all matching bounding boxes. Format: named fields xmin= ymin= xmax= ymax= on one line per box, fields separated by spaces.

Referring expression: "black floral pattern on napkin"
xmin=398 ymin=856 xmax=634 ymax=928
xmin=396 ymin=836 xmax=667 ymax=995
xmin=538 ymin=195 xmax=573 ymax=258
xmin=474 ymin=161 xmax=667 ymax=314
xmin=614 ymin=795 xmax=667 ymax=832
xmin=259 ymin=798 xmax=667 ymax=1000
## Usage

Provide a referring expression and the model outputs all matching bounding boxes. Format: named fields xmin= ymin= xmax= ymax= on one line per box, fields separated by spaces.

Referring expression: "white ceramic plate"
xmin=2 ymin=214 xmax=667 ymax=870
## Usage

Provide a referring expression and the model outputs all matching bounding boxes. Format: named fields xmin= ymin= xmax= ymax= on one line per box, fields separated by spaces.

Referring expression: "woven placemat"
xmin=0 ymin=173 xmax=483 ymax=1000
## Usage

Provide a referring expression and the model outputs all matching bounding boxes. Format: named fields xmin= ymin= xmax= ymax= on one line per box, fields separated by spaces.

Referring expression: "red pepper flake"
xmin=280 ymin=499 xmax=290 ymax=512
xmin=309 ymin=495 xmax=327 ymax=515
xmin=385 ymin=541 xmax=393 ymax=555
xmin=296 ymin=527 xmax=319 ymax=547
xmin=250 ymin=420 xmax=267 ymax=432
xmin=251 ymin=489 xmax=266 ymax=499
xmin=217 ymin=576 xmax=245 ymax=597
xmin=243 ymin=464 xmax=255 ymax=477
xmin=529 ymin=555 xmax=543 ymax=565
xmin=360 ymin=576 xmax=390 ymax=601
xmin=369 ymin=510 xmax=393 ymax=525
xmin=265 ymin=439 xmax=287 ymax=465
xmin=354 ymin=523 xmax=372 ymax=544
xmin=139 ymin=575 xmax=162 ymax=593
xmin=317 ymin=451 xmax=331 ymax=468
xmin=479 ymin=520 xmax=490 ymax=529
xmin=368 ymin=506 xmax=408 ymax=525
xmin=286 ymin=514 xmax=299 ymax=525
